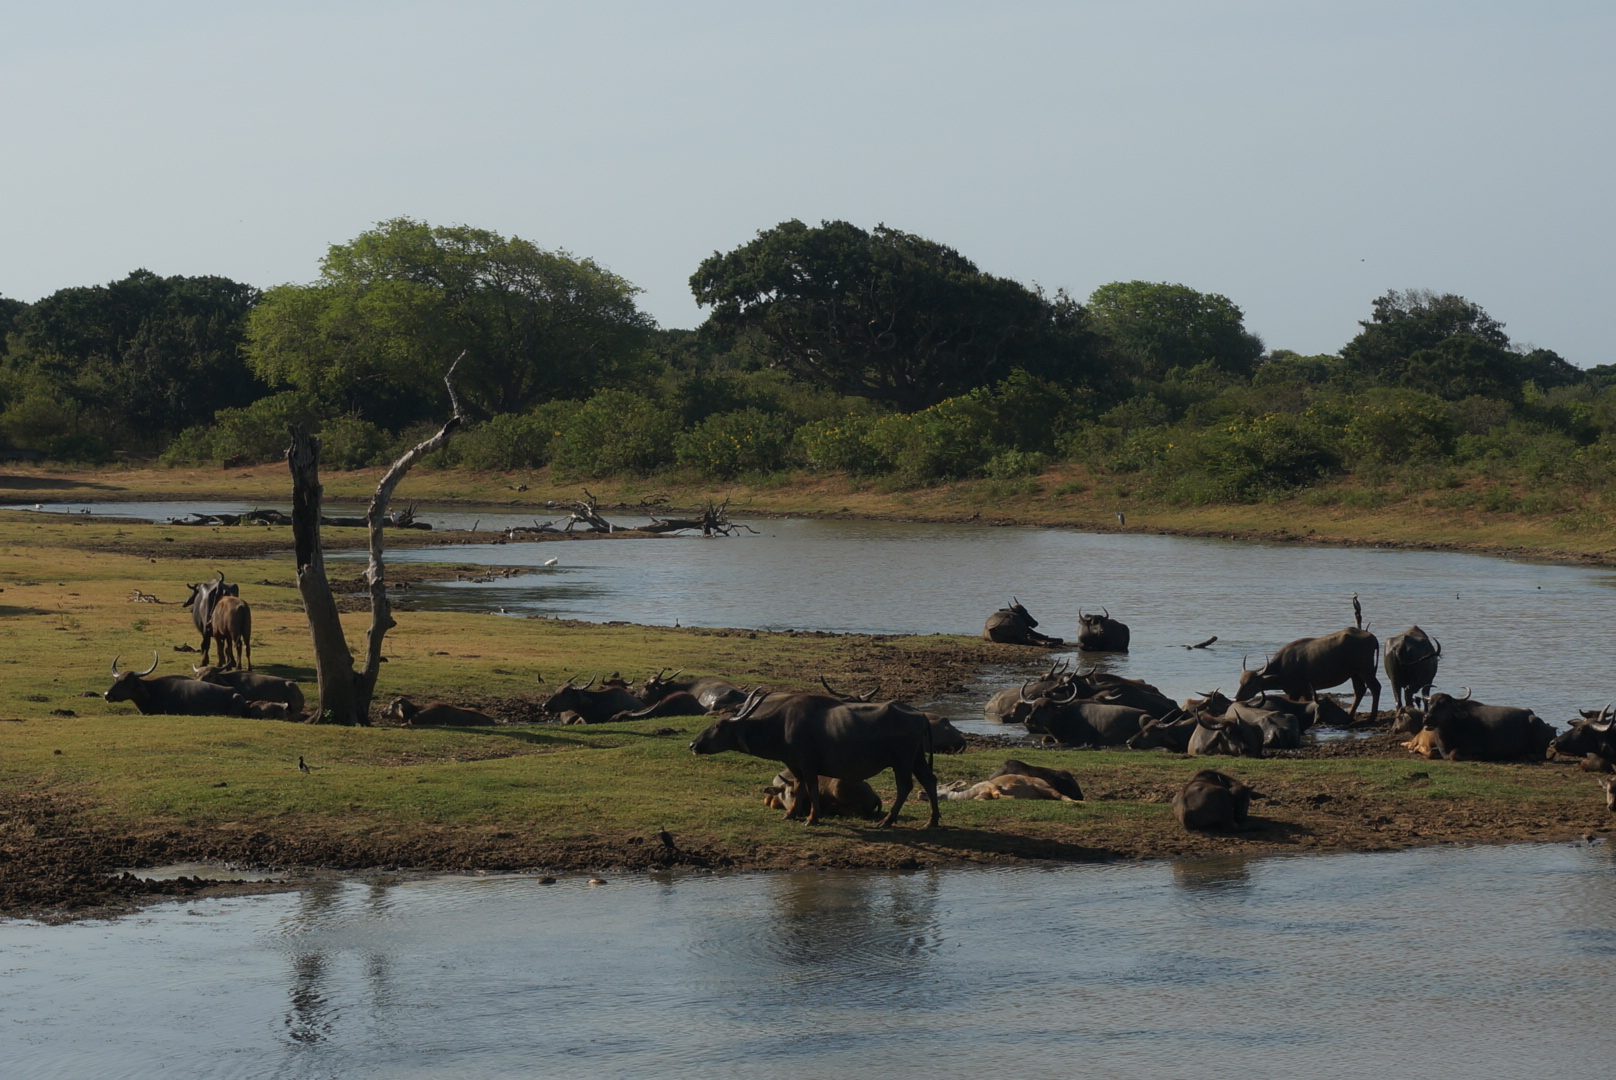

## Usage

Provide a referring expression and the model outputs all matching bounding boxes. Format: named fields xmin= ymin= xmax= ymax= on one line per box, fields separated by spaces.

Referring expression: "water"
xmin=11 ymin=502 xmax=1614 ymax=728
xmin=2 ymin=844 xmax=1613 ymax=1079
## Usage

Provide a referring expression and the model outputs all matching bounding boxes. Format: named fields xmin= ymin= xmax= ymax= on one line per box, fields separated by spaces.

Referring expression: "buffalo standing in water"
xmin=1076 ymin=608 xmax=1130 ymax=652
xmin=1383 ymin=626 xmax=1442 ymax=709
xmin=982 ymin=599 xmax=1063 ymax=647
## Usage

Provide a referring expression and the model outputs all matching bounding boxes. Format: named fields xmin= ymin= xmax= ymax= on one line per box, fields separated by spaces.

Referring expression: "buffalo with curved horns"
xmin=181 ymin=570 xmax=236 ymax=665
xmin=640 ymin=668 xmax=749 ymax=711
xmin=1076 ymin=607 xmax=1130 ymax=652
xmin=1383 ymin=626 xmax=1441 ymax=709
xmin=1552 ymin=704 xmax=1616 ymax=764
xmin=103 ymin=653 xmax=248 ymax=716
xmin=1236 ymin=627 xmax=1381 ymax=723
xmin=1421 ymin=688 xmax=1554 ymax=762
xmin=982 ymin=599 xmax=1063 ymax=647
xmin=540 ymin=674 xmax=647 ymax=724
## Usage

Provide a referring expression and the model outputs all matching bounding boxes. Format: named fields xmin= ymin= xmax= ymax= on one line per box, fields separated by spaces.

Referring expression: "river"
xmin=2 ymin=843 xmax=1613 ymax=1079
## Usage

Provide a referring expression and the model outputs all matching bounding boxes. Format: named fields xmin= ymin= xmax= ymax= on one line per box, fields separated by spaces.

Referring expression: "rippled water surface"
xmin=2 ymin=845 xmax=1614 ymax=1079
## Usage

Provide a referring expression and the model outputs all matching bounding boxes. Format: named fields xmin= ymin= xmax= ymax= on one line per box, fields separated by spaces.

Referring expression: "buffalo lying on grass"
xmin=1173 ymin=769 xmax=1262 ymax=831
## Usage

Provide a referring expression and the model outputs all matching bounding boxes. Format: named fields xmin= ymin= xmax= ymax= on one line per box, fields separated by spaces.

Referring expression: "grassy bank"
xmin=0 ymin=498 xmax=1611 ymax=921
xmin=4 ymin=461 xmax=1615 ymax=567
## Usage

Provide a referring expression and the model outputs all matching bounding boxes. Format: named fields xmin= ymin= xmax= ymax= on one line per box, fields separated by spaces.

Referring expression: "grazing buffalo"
xmin=1383 ymin=626 xmax=1442 ymax=709
xmin=762 ymin=770 xmax=882 ymax=819
xmin=103 ymin=653 xmax=247 ymax=716
xmin=1601 ymin=776 xmax=1616 ymax=812
xmin=1013 ymin=691 xmax=1151 ymax=747
xmin=640 ymin=668 xmax=749 ymax=711
xmin=209 ymin=595 xmax=253 ymax=670
xmin=381 ymin=696 xmax=495 ymax=726
xmin=1076 ymin=608 xmax=1130 ymax=652
xmin=541 ymin=675 xmax=645 ymax=724
xmin=690 ymin=691 xmax=939 ymax=828
xmin=988 ymin=759 xmax=1084 ymax=800
xmin=1421 ymin=690 xmax=1554 ymax=762
xmin=944 ymin=774 xmax=1079 ymax=801
xmin=1187 ymin=716 xmax=1264 ymax=758
xmin=1236 ymin=627 xmax=1381 ymax=723
xmin=1552 ymin=706 xmax=1616 ymax=764
xmin=982 ymin=599 xmax=1063 ymax=647
xmin=194 ymin=666 xmax=305 ymax=716
xmin=181 ymin=571 xmax=237 ymax=665
xmin=1173 ymin=769 xmax=1261 ymax=831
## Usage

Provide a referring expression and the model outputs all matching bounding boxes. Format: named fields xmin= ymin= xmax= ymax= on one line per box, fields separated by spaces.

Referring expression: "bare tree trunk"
xmin=287 ymin=354 xmax=466 ymax=725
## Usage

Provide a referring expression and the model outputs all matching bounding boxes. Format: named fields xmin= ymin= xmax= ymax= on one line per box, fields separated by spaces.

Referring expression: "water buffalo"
xmin=1383 ymin=626 xmax=1442 ymax=709
xmin=928 ymin=714 xmax=968 ymax=753
xmin=1126 ymin=713 xmax=1201 ymax=751
xmin=244 ymin=700 xmax=292 ymax=720
xmin=541 ymin=675 xmax=645 ymax=723
xmin=1601 ymin=776 xmax=1616 ymax=812
xmin=209 ymin=595 xmax=253 ymax=671
xmin=1187 ymin=715 xmax=1265 ymax=758
xmin=1578 ymin=754 xmax=1613 ymax=774
xmin=1173 ymin=769 xmax=1261 ymax=831
xmin=944 ymin=774 xmax=1079 ymax=801
xmin=762 ymin=770 xmax=882 ymax=819
xmin=181 ymin=571 xmax=236 ymax=664
xmin=103 ymin=653 xmax=248 ymax=716
xmin=690 ymin=691 xmax=939 ymax=827
xmin=1012 ymin=691 xmax=1151 ymax=747
xmin=640 ymin=668 xmax=748 ymax=711
xmin=381 ymin=696 xmax=496 ymax=725
xmin=1552 ymin=706 xmax=1616 ymax=764
xmin=193 ymin=666 xmax=305 ymax=716
xmin=1076 ymin=607 xmax=1130 ymax=652
xmin=982 ymin=599 xmax=1063 ymax=647
xmin=1086 ymin=674 xmax=1178 ymax=719
xmin=1236 ymin=627 xmax=1381 ymax=723
xmin=985 ymin=663 xmax=1074 ymax=722
xmin=1221 ymin=700 xmax=1302 ymax=749
xmin=1421 ymin=690 xmax=1554 ymax=762
xmin=605 ymin=691 xmax=710 ymax=722
xmin=988 ymin=759 xmax=1084 ymax=800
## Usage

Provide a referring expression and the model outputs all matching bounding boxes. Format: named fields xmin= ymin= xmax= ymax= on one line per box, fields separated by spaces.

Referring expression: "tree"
xmin=1086 ymin=281 xmax=1264 ymax=380
xmin=689 ymin=219 xmax=1100 ymax=411
xmin=288 ymin=355 xmax=465 ymax=725
xmin=1340 ymin=289 xmax=1563 ymax=401
xmin=11 ymin=270 xmax=261 ymax=435
xmin=247 ymin=219 xmax=655 ymax=430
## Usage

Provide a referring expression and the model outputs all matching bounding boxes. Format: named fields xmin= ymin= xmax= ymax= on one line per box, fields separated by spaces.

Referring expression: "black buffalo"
xmin=181 ymin=571 xmax=238 ymax=665
xmin=103 ymin=653 xmax=247 ymax=716
xmin=1421 ymin=690 xmax=1554 ymax=762
xmin=1383 ymin=626 xmax=1442 ymax=709
xmin=1236 ymin=627 xmax=1381 ymax=723
xmin=1011 ymin=690 xmax=1151 ymax=747
xmin=690 ymin=691 xmax=939 ymax=827
xmin=988 ymin=759 xmax=1085 ymax=801
xmin=1076 ymin=607 xmax=1130 ymax=652
xmin=194 ymin=666 xmax=305 ymax=716
xmin=540 ymin=675 xmax=646 ymax=723
xmin=1552 ymin=706 xmax=1616 ymax=764
xmin=982 ymin=599 xmax=1063 ymax=647
xmin=640 ymin=668 xmax=749 ymax=711
xmin=1173 ymin=769 xmax=1262 ymax=831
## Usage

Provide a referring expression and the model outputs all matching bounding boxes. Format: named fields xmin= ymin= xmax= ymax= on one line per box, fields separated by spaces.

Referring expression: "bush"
xmin=1167 ymin=411 xmax=1340 ymax=501
xmin=674 ymin=408 xmax=796 ymax=478
xmin=0 ymin=393 xmax=76 ymax=445
xmin=320 ymin=414 xmax=392 ymax=469
xmin=797 ymin=415 xmax=890 ymax=474
xmin=457 ymin=401 xmax=573 ymax=471
xmin=867 ymin=394 xmax=998 ymax=483
xmin=41 ymin=433 xmax=113 ymax=463
xmin=1341 ymin=391 xmax=1455 ymax=464
xmin=550 ymin=390 xmax=680 ymax=476
xmin=981 ymin=450 xmax=1048 ymax=479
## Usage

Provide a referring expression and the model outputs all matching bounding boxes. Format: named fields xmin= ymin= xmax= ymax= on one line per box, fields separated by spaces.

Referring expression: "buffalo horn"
xmin=110 ymin=655 xmax=121 ymax=677
xmin=580 ymin=674 xmax=597 ymax=690
xmin=1052 ymin=682 xmax=1081 ymax=703
xmin=1242 ymin=654 xmax=1250 ymax=671
xmin=1460 ymin=685 xmax=1472 ymax=700
xmin=818 ymin=674 xmax=844 ymax=698
xmin=138 ymin=651 xmax=159 ymax=676
xmin=1018 ymin=680 xmax=1038 ymax=704
xmin=860 ymin=681 xmax=881 ymax=702
xmin=1101 ymin=606 xmax=1109 ymax=619
xmin=668 ymin=668 xmax=684 ymax=681
xmin=733 ymin=686 xmax=769 ymax=721
xmin=1432 ymin=638 xmax=1442 ymax=658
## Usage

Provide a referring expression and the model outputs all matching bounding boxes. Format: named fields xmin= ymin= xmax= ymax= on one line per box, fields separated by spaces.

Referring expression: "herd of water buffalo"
xmin=96 ymin=578 xmax=1616 ymax=828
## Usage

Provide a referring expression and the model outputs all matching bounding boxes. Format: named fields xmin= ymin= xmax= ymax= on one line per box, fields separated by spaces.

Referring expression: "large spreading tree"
xmin=690 ymin=219 xmax=1101 ymax=411
xmin=1086 ymin=280 xmax=1265 ymax=380
xmin=245 ymin=218 xmax=656 ymax=429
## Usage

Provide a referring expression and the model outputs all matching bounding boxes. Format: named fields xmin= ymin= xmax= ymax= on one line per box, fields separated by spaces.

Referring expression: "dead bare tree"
xmin=644 ymin=497 xmax=759 ymax=536
xmin=287 ymin=354 xmax=467 ymax=724
xmin=561 ymin=488 xmax=618 ymax=533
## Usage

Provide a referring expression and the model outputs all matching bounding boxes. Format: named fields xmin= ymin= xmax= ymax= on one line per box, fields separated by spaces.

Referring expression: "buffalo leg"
xmin=913 ymin=752 xmax=941 ymax=828
xmin=1366 ymin=676 xmax=1380 ymax=724
xmin=788 ymin=754 xmax=825 ymax=826
xmin=879 ymin=765 xmax=912 ymax=828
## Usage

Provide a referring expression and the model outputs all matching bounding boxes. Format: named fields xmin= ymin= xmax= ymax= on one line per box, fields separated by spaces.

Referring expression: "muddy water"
xmin=2 ymin=844 xmax=1613 ymax=1079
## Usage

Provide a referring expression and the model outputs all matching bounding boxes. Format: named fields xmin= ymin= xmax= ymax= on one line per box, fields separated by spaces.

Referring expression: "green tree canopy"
xmin=1086 ymin=280 xmax=1265 ymax=380
xmin=1339 ymin=289 xmax=1577 ymax=400
xmin=245 ymin=218 xmax=656 ymax=428
xmin=689 ymin=219 xmax=1100 ymax=411
xmin=10 ymin=270 xmax=261 ymax=434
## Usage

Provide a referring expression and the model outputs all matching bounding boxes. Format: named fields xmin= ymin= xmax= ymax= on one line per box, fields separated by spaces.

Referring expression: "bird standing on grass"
xmin=1116 ymin=512 xmax=1126 ymax=526
xmin=298 ymin=756 xmax=311 ymax=775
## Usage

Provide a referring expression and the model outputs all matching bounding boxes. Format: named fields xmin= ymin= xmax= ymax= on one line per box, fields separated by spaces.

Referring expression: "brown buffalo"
xmin=1236 ymin=627 xmax=1380 ymax=723
xmin=988 ymin=759 xmax=1084 ymax=800
xmin=944 ymin=774 xmax=1078 ymax=801
xmin=1173 ymin=769 xmax=1261 ymax=831
xmin=209 ymin=595 xmax=253 ymax=671
xmin=382 ymin=696 xmax=495 ymax=726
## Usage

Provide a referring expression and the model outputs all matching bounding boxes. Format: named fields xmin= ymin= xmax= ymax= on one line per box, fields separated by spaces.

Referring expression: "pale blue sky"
xmin=2 ymin=1 xmax=1611 ymax=361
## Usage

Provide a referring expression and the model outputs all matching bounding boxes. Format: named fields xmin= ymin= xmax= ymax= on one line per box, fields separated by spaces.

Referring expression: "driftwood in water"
xmin=560 ymin=489 xmax=618 ymax=533
xmin=646 ymin=498 xmax=759 ymax=537
xmin=504 ymin=519 xmax=560 ymax=537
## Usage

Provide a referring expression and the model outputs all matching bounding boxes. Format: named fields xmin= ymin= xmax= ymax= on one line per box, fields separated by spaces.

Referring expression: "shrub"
xmin=457 ymin=401 xmax=573 ymax=471
xmin=867 ymin=394 xmax=997 ymax=483
xmin=981 ymin=450 xmax=1048 ymax=479
xmin=674 ymin=408 xmax=796 ymax=478
xmin=1170 ymin=411 xmax=1340 ymax=501
xmin=319 ymin=414 xmax=392 ymax=469
xmin=1341 ymin=391 xmax=1455 ymax=464
xmin=797 ymin=415 xmax=890 ymax=474
xmin=0 ymin=393 xmax=76 ymax=445
xmin=41 ymin=433 xmax=114 ymax=463
xmin=550 ymin=390 xmax=680 ymax=476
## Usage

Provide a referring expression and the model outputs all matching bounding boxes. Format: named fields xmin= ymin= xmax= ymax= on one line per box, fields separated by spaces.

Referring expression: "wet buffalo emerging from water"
xmin=1076 ymin=608 xmax=1130 ymax=652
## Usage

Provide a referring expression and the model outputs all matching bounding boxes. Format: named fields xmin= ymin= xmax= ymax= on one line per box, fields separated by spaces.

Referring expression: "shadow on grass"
xmin=0 ymin=605 xmax=50 ymax=617
xmin=0 ymin=476 xmax=122 ymax=494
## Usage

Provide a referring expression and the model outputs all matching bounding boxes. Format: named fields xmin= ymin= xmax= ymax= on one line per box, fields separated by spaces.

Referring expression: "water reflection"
xmin=1171 ymin=854 xmax=1256 ymax=893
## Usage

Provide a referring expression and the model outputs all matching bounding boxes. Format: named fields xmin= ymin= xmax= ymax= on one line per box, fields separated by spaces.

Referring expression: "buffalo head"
xmin=104 ymin=651 xmax=160 ymax=702
xmin=540 ymin=674 xmax=596 ymax=715
xmin=1553 ymin=704 xmax=1614 ymax=757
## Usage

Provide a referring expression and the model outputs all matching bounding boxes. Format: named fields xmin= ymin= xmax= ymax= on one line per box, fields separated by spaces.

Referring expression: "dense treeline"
xmin=4 ymin=216 xmax=1615 ymax=513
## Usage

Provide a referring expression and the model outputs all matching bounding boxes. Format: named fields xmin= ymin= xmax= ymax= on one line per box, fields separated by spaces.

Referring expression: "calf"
xmin=945 ymin=774 xmax=1079 ymax=801
xmin=988 ymin=759 xmax=1084 ymax=800
xmin=382 ymin=696 xmax=496 ymax=726
xmin=762 ymin=771 xmax=882 ymax=819
xmin=1173 ymin=769 xmax=1261 ymax=831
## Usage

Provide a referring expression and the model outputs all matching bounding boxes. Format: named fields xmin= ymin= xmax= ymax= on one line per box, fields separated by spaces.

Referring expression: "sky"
xmin=2 ymin=1 xmax=1612 ymax=361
